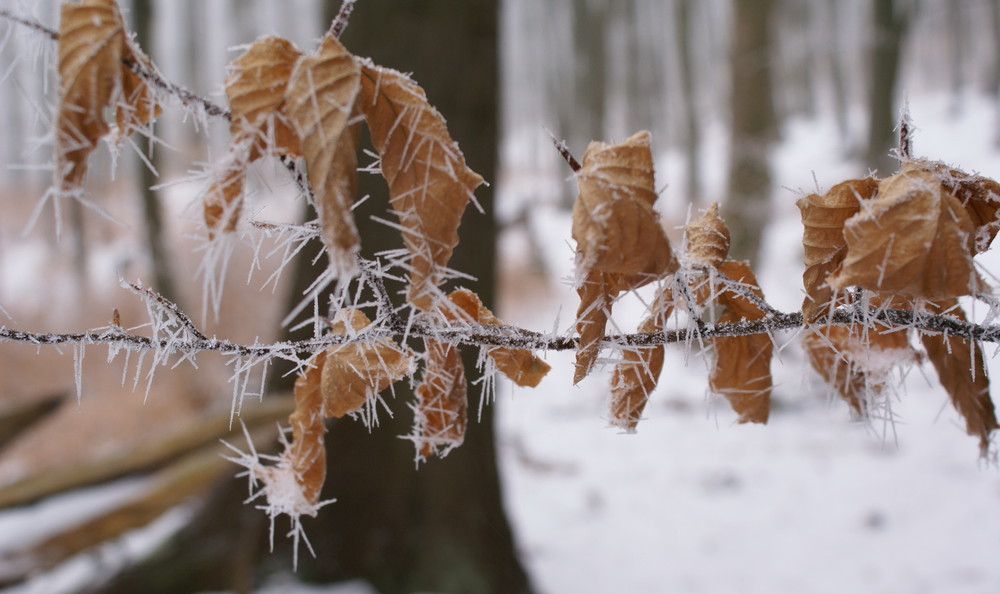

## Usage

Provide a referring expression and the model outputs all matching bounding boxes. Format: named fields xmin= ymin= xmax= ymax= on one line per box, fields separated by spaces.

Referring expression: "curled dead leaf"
xmin=802 ymin=322 xmax=913 ymax=416
xmin=920 ymin=300 xmax=998 ymax=455
xmin=797 ymin=177 xmax=877 ymax=321
xmin=285 ymin=350 xmax=328 ymax=508
xmin=114 ymin=38 xmax=161 ymax=143
xmin=573 ymin=130 xmax=678 ymax=279
xmin=56 ymin=0 xmax=125 ymax=192
xmin=708 ymin=261 xmax=772 ymax=424
xmin=573 ymin=270 xmax=614 ymax=384
xmin=609 ymin=288 xmax=674 ymax=432
xmin=412 ymin=338 xmax=468 ymax=462
xmin=830 ymin=168 xmax=981 ymax=300
xmin=358 ymin=63 xmax=483 ymax=310
xmin=903 ymin=159 xmax=1000 ymax=254
xmin=444 ymin=289 xmax=550 ymax=388
xmin=685 ymin=203 xmax=731 ymax=269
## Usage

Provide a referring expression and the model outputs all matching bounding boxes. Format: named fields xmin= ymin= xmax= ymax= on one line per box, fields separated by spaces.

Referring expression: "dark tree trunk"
xmin=724 ymin=0 xmax=779 ymax=265
xmin=865 ymin=0 xmax=909 ymax=176
xmin=676 ymin=0 xmax=703 ymax=204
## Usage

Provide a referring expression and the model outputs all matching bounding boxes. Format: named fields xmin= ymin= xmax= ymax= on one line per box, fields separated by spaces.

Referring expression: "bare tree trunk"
xmin=725 ymin=0 xmax=779 ymax=265
xmin=676 ymin=0 xmax=703 ymax=204
xmin=865 ymin=0 xmax=909 ymax=176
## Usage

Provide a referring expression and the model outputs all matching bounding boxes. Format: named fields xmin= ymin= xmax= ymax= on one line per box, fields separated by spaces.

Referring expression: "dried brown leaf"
xmin=904 ymin=159 xmax=1000 ymax=253
xmin=56 ymin=0 xmax=125 ymax=192
xmin=285 ymin=34 xmax=363 ymax=274
xmin=444 ymin=289 xmax=551 ymax=388
xmin=320 ymin=309 xmax=412 ymax=419
xmin=203 ymin=157 xmax=247 ymax=235
xmin=920 ymin=300 xmax=998 ymax=455
xmin=609 ymin=288 xmax=674 ymax=431
xmin=114 ymin=39 xmax=161 ymax=142
xmin=412 ymin=339 xmax=468 ymax=461
xmin=573 ymin=270 xmax=613 ymax=384
xmin=685 ymin=203 xmax=731 ymax=268
xmin=802 ymin=322 xmax=913 ymax=415
xmin=708 ymin=260 xmax=772 ymax=423
xmin=358 ymin=63 xmax=484 ymax=309
xmin=285 ymin=350 xmax=328 ymax=508
xmin=573 ymin=131 xmax=678 ymax=279
xmin=227 ymin=35 xmax=303 ymax=158
xmin=830 ymin=169 xmax=981 ymax=300
xmin=797 ymin=177 xmax=878 ymax=321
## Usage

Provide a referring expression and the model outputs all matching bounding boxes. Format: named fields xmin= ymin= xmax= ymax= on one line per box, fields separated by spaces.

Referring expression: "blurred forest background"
xmin=0 ymin=0 xmax=999 ymax=593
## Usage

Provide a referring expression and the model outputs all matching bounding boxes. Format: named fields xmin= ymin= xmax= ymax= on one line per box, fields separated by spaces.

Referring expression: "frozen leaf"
xmin=320 ymin=309 xmax=412 ymax=418
xmin=830 ymin=169 xmax=981 ymax=300
xmin=802 ymin=322 xmax=913 ymax=415
xmin=444 ymin=288 xmax=550 ymax=388
xmin=920 ymin=300 xmax=998 ymax=455
xmin=797 ymin=177 xmax=877 ymax=321
xmin=571 ymin=131 xmax=678 ymax=383
xmin=228 ymin=35 xmax=303 ymax=159
xmin=904 ymin=159 xmax=1000 ymax=254
xmin=204 ymin=36 xmax=305 ymax=236
xmin=284 ymin=349 xmax=329 ymax=510
xmin=573 ymin=131 xmax=677 ymax=278
xmin=114 ymin=38 xmax=161 ymax=142
xmin=609 ymin=288 xmax=674 ymax=431
xmin=685 ymin=203 xmax=731 ymax=268
xmin=285 ymin=34 xmax=363 ymax=275
xmin=358 ymin=63 xmax=483 ymax=310
xmin=56 ymin=0 xmax=125 ymax=192
xmin=709 ymin=261 xmax=772 ymax=424
xmin=412 ymin=339 xmax=467 ymax=461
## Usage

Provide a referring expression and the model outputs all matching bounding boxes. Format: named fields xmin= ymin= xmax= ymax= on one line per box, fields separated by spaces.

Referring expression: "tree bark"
xmin=724 ymin=0 xmax=779 ymax=265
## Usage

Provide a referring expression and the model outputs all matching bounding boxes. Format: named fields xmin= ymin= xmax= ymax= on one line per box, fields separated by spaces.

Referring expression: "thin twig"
xmin=328 ymin=0 xmax=357 ymax=39
xmin=548 ymin=129 xmax=582 ymax=172
xmin=0 ymin=9 xmax=58 ymax=40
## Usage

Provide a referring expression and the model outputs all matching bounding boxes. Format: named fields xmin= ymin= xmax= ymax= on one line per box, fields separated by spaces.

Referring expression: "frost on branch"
xmin=358 ymin=62 xmax=484 ymax=310
xmin=56 ymin=0 xmax=160 ymax=194
xmin=571 ymin=130 xmax=678 ymax=383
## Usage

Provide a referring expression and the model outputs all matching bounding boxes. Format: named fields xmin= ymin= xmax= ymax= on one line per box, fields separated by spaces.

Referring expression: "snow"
xmin=494 ymin=92 xmax=1000 ymax=594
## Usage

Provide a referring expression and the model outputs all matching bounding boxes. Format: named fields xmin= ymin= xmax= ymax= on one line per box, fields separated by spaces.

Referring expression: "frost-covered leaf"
xmin=56 ymin=0 xmax=126 ymax=192
xmin=412 ymin=338 xmax=467 ymax=462
xmin=904 ymin=159 xmax=1000 ymax=254
xmin=831 ymin=168 xmax=982 ymax=300
xmin=920 ymin=299 xmax=998 ymax=455
xmin=320 ymin=309 xmax=412 ymax=418
xmin=358 ymin=63 xmax=483 ymax=310
xmin=708 ymin=260 xmax=772 ymax=423
xmin=444 ymin=288 xmax=550 ymax=388
xmin=797 ymin=177 xmax=877 ymax=321
xmin=802 ymin=321 xmax=913 ymax=415
xmin=609 ymin=288 xmax=674 ymax=432
xmin=114 ymin=37 xmax=161 ymax=142
xmin=571 ymin=131 xmax=678 ymax=383
xmin=685 ymin=202 xmax=730 ymax=269
xmin=284 ymin=349 xmax=329 ymax=510
xmin=204 ymin=35 xmax=305 ymax=236
xmin=573 ymin=131 xmax=677 ymax=278
xmin=285 ymin=34 xmax=362 ymax=275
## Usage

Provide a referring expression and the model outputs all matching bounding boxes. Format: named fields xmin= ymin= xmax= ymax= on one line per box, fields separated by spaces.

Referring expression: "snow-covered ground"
xmin=495 ymin=93 xmax=1000 ymax=594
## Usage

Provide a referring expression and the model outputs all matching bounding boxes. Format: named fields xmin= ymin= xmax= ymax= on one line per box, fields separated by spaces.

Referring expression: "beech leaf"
xmin=56 ymin=0 xmax=125 ymax=192
xmin=797 ymin=177 xmax=877 ymax=321
xmin=831 ymin=168 xmax=981 ymax=300
xmin=358 ymin=63 xmax=484 ymax=310
xmin=903 ymin=159 xmax=1000 ymax=254
xmin=684 ymin=202 xmax=731 ymax=269
xmin=609 ymin=288 xmax=674 ymax=431
xmin=708 ymin=260 xmax=772 ymax=424
xmin=285 ymin=34 xmax=363 ymax=276
xmin=444 ymin=289 xmax=551 ymax=388
xmin=920 ymin=300 xmax=998 ymax=455
xmin=412 ymin=338 xmax=468 ymax=462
